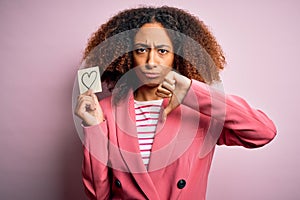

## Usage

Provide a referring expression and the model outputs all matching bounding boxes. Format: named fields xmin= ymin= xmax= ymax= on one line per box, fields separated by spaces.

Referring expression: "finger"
xmin=79 ymin=91 xmax=98 ymax=102
xmin=77 ymin=94 xmax=93 ymax=102
xmin=84 ymin=90 xmax=99 ymax=110
xmin=163 ymin=96 xmax=180 ymax=121
xmin=85 ymin=89 xmax=93 ymax=96
xmin=90 ymin=93 xmax=100 ymax=107
xmin=161 ymin=80 xmax=175 ymax=92
xmin=79 ymin=95 xmax=94 ymax=102
xmin=77 ymin=90 xmax=93 ymax=102
xmin=156 ymin=91 xmax=172 ymax=98
xmin=77 ymin=98 xmax=97 ymax=113
xmin=156 ymin=84 xmax=172 ymax=98
xmin=78 ymin=89 xmax=94 ymax=98
xmin=75 ymin=100 xmax=88 ymax=118
xmin=156 ymin=88 xmax=172 ymax=96
xmin=164 ymin=70 xmax=176 ymax=81
xmin=164 ymin=76 xmax=176 ymax=85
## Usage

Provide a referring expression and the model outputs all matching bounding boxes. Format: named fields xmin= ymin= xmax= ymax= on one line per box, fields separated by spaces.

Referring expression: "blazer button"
xmin=115 ymin=179 xmax=122 ymax=188
xmin=177 ymin=179 xmax=186 ymax=189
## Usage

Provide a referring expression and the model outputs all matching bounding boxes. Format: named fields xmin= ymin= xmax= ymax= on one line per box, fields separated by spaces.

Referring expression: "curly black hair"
xmin=82 ymin=6 xmax=226 ymax=103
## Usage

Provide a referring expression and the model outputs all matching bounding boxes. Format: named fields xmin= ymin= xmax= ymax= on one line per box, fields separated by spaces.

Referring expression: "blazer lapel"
xmin=114 ymin=92 xmax=160 ymax=199
xmin=147 ymin=98 xmax=181 ymax=173
xmin=148 ymin=98 xmax=200 ymax=182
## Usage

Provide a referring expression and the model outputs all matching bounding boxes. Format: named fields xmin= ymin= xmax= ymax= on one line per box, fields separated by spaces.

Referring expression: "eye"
xmin=135 ymin=48 xmax=147 ymax=54
xmin=158 ymin=49 xmax=169 ymax=54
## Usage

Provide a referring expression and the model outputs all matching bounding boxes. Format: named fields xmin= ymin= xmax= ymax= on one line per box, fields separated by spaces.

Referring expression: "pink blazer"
xmin=81 ymin=80 xmax=276 ymax=200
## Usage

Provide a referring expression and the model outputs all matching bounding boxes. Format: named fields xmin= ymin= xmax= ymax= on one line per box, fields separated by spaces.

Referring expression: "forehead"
xmin=134 ymin=23 xmax=172 ymax=45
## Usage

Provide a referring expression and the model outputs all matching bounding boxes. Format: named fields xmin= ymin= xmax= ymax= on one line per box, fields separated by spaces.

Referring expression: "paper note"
xmin=77 ymin=66 xmax=102 ymax=94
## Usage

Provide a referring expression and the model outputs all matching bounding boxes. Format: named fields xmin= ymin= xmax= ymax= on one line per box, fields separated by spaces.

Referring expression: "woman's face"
xmin=133 ymin=23 xmax=174 ymax=87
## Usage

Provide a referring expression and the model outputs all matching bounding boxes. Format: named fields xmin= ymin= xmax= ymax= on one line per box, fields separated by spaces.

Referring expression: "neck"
xmin=134 ymin=85 xmax=162 ymax=101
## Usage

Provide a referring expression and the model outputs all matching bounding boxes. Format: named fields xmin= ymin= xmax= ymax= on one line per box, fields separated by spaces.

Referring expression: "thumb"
xmin=91 ymin=92 xmax=99 ymax=105
xmin=163 ymin=94 xmax=180 ymax=121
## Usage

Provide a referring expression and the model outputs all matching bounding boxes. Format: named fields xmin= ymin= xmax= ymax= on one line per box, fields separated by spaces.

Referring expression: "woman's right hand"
xmin=75 ymin=90 xmax=104 ymax=126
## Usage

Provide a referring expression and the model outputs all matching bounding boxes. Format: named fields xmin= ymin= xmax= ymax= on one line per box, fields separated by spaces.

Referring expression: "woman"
xmin=75 ymin=6 xmax=276 ymax=200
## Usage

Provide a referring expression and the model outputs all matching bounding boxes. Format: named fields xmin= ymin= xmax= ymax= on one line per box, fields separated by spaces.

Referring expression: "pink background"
xmin=1 ymin=0 xmax=299 ymax=199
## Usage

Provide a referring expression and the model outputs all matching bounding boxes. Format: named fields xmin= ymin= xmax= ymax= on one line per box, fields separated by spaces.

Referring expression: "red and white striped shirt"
xmin=134 ymin=99 xmax=163 ymax=170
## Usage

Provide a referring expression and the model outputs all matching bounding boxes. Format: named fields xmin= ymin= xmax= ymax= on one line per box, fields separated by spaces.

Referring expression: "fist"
xmin=75 ymin=90 xmax=104 ymax=126
xmin=156 ymin=70 xmax=191 ymax=120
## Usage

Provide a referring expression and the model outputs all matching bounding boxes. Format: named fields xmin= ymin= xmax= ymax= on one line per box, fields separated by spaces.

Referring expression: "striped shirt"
xmin=134 ymin=99 xmax=163 ymax=169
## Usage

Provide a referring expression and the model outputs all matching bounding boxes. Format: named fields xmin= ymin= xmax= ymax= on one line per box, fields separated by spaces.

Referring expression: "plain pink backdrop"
xmin=1 ymin=0 xmax=299 ymax=199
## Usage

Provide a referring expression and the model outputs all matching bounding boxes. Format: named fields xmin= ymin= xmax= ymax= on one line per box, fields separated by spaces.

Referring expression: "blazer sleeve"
xmin=82 ymin=122 xmax=110 ymax=200
xmin=181 ymin=79 xmax=277 ymax=148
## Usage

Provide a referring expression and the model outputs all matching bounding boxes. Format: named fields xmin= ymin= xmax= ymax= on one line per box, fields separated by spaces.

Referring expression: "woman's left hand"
xmin=156 ymin=70 xmax=191 ymax=120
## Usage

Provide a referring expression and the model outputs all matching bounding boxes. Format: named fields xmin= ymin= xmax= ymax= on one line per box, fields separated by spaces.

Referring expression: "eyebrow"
xmin=134 ymin=43 xmax=172 ymax=49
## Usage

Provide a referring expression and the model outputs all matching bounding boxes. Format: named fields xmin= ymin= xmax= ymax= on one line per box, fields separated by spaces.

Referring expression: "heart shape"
xmin=81 ymin=71 xmax=97 ymax=89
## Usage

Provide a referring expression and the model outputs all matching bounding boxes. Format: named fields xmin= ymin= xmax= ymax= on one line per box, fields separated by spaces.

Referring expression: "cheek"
xmin=164 ymin=54 xmax=174 ymax=68
xmin=134 ymin=67 xmax=141 ymax=76
xmin=134 ymin=67 xmax=145 ymax=82
xmin=133 ymin=54 xmax=146 ymax=67
xmin=133 ymin=55 xmax=139 ymax=67
xmin=160 ymin=66 xmax=173 ymax=77
xmin=133 ymin=54 xmax=140 ymax=66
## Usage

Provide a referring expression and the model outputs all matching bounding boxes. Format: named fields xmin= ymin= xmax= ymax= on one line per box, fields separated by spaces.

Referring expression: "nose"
xmin=146 ymin=48 xmax=157 ymax=68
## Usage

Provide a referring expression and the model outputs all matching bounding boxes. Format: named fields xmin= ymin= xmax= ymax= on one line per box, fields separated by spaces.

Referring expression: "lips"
xmin=143 ymin=72 xmax=160 ymax=79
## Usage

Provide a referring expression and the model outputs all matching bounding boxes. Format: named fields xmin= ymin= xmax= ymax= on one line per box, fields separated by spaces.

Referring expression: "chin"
xmin=139 ymin=80 xmax=160 ymax=88
xmin=145 ymin=83 xmax=160 ymax=88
